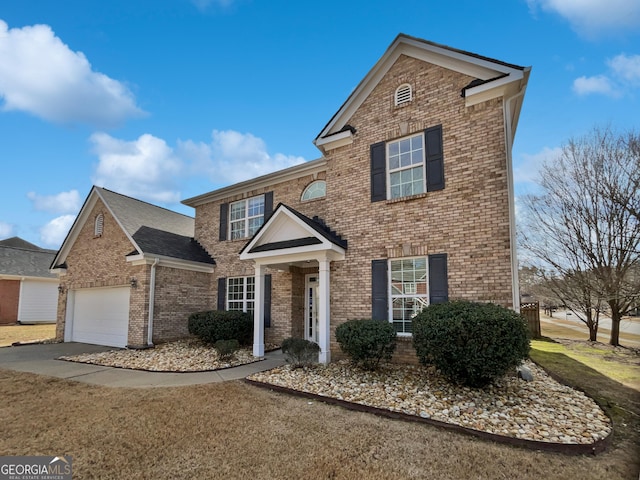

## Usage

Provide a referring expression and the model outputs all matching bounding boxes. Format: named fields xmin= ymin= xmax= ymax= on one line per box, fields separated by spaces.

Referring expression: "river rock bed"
xmin=248 ymin=360 xmax=611 ymax=445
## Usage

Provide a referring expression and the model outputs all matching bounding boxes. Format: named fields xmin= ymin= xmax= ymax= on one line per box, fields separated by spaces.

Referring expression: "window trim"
xmin=388 ymin=256 xmax=429 ymax=336
xmin=226 ymin=276 xmax=255 ymax=314
xmin=301 ymin=180 xmax=326 ymax=201
xmin=229 ymin=195 xmax=265 ymax=240
xmin=386 ymin=133 xmax=426 ymax=200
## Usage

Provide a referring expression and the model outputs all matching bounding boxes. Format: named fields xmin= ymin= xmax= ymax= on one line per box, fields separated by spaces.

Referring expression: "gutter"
xmin=503 ymin=84 xmax=527 ymax=312
xmin=147 ymin=258 xmax=159 ymax=346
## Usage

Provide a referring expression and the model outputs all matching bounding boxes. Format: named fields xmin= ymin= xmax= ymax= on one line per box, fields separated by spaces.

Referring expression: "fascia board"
xmin=126 ymin=253 xmax=214 ymax=273
xmin=183 ymin=158 xmax=327 ymax=207
xmin=241 ymin=242 xmax=345 ymax=263
xmin=464 ymin=72 xmax=524 ymax=106
xmin=313 ymin=130 xmax=354 ymax=152
xmin=318 ymin=38 xmax=522 ymax=140
xmin=0 ymin=274 xmax=58 ymax=282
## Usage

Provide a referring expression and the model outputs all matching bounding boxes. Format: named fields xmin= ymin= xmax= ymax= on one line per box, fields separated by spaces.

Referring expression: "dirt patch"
xmin=0 ymin=324 xmax=56 ymax=347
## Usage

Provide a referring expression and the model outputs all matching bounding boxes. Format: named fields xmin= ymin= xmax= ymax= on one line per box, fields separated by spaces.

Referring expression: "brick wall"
xmin=191 ymin=55 xmax=515 ymax=362
xmin=0 ymin=280 xmax=20 ymax=324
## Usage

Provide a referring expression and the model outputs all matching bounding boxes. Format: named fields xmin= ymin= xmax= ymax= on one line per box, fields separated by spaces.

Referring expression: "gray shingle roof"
xmin=131 ymin=226 xmax=214 ymax=265
xmin=97 ymin=187 xmax=195 ymax=238
xmin=0 ymin=238 xmax=57 ymax=278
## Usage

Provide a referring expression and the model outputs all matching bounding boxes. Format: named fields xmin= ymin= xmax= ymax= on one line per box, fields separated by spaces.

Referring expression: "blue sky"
xmin=1 ymin=0 xmax=639 ymax=248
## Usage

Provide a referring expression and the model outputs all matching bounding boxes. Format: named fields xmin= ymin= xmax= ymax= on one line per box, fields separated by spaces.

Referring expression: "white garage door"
xmin=71 ymin=287 xmax=130 ymax=347
xmin=18 ymin=280 xmax=58 ymax=324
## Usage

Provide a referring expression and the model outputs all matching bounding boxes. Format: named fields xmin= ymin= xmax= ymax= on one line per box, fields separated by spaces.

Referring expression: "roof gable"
xmin=315 ymin=34 xmax=530 ymax=153
xmin=51 ymin=187 xmax=208 ymax=270
xmin=240 ymin=204 xmax=346 ymax=261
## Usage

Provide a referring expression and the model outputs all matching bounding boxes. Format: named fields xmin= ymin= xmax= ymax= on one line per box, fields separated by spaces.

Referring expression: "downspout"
xmin=147 ymin=258 xmax=159 ymax=346
xmin=504 ymin=85 xmax=527 ymax=312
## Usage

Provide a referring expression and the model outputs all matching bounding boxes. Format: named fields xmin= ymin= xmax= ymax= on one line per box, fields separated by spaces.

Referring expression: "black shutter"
xmin=370 ymin=141 xmax=387 ymax=202
xmin=428 ymin=254 xmax=448 ymax=304
xmin=425 ymin=125 xmax=445 ymax=192
xmin=217 ymin=277 xmax=227 ymax=310
xmin=264 ymin=274 xmax=272 ymax=328
xmin=219 ymin=203 xmax=229 ymax=241
xmin=371 ymin=259 xmax=388 ymax=321
xmin=264 ymin=191 xmax=274 ymax=220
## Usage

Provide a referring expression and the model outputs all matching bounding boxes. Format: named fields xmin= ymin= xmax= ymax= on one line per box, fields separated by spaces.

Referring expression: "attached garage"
xmin=68 ymin=287 xmax=130 ymax=348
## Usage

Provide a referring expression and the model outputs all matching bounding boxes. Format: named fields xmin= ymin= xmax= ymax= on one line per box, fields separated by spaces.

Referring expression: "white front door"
xmin=305 ymin=274 xmax=319 ymax=343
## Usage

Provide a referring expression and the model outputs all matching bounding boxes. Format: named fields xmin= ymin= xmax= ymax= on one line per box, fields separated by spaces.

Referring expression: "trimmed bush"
xmin=412 ymin=300 xmax=530 ymax=388
xmin=335 ymin=319 xmax=397 ymax=370
xmin=214 ymin=339 xmax=240 ymax=361
xmin=281 ymin=337 xmax=320 ymax=368
xmin=188 ymin=310 xmax=253 ymax=346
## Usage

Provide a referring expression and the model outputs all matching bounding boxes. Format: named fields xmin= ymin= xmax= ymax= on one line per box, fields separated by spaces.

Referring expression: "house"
xmin=50 ymin=187 xmax=214 ymax=348
xmin=0 ymin=237 xmax=58 ymax=324
xmin=53 ymin=34 xmax=530 ymax=363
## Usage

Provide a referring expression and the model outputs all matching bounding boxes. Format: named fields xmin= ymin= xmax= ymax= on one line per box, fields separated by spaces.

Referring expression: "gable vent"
xmin=395 ymin=83 xmax=412 ymax=106
xmin=94 ymin=213 xmax=104 ymax=237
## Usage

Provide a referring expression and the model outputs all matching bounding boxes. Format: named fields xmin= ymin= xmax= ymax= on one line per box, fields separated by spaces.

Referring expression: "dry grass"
xmin=0 ymin=324 xmax=56 ymax=347
xmin=1 ymin=355 xmax=639 ymax=479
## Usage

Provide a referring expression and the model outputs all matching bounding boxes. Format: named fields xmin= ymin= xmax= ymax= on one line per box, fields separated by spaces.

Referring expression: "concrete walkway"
xmin=0 ymin=342 xmax=285 ymax=388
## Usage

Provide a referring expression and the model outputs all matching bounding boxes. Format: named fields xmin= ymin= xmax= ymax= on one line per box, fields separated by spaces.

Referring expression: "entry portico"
xmin=239 ymin=204 xmax=347 ymax=364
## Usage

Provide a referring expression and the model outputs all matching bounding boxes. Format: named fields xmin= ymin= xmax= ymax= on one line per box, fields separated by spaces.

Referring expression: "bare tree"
xmin=520 ymin=126 xmax=640 ymax=346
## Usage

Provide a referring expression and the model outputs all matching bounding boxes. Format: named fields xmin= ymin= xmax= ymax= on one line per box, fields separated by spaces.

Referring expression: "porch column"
xmin=253 ymin=263 xmax=265 ymax=358
xmin=318 ymin=257 xmax=331 ymax=364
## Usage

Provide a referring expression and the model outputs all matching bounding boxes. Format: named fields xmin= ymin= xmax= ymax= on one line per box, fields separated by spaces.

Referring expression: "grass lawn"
xmin=0 ymin=324 xmax=56 ymax=347
xmin=0 ymin=340 xmax=638 ymax=479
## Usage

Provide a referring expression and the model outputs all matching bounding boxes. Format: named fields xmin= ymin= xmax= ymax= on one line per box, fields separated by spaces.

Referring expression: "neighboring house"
xmin=54 ymin=34 xmax=530 ymax=363
xmin=51 ymin=187 xmax=214 ymax=348
xmin=0 ymin=237 xmax=58 ymax=324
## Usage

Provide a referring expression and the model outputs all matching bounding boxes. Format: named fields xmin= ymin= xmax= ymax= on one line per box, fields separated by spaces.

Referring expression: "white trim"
xmin=126 ymin=253 xmax=214 ymax=273
xmin=395 ymin=83 xmax=412 ymax=106
xmin=314 ymin=130 xmax=354 ymax=153
xmin=183 ymin=158 xmax=327 ymax=207
xmin=316 ymin=35 xmax=527 ymax=144
xmin=386 ymin=133 xmax=426 ymax=200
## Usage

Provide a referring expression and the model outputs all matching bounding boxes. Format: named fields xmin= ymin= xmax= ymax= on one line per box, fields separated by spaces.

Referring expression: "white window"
xmin=227 ymin=277 xmax=255 ymax=314
xmin=395 ymin=83 xmax=412 ymax=106
xmin=94 ymin=213 xmax=104 ymax=237
xmin=301 ymin=180 xmax=326 ymax=201
xmin=390 ymin=258 xmax=428 ymax=334
xmin=230 ymin=195 xmax=265 ymax=240
xmin=387 ymin=134 xmax=425 ymax=199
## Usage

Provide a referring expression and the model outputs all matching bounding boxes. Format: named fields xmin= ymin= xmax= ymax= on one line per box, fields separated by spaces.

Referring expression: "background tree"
xmin=519 ymin=126 xmax=640 ymax=346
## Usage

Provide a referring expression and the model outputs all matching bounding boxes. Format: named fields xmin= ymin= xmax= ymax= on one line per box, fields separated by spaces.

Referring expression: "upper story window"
xmin=395 ymin=83 xmax=412 ymax=106
xmin=370 ymin=125 xmax=444 ymax=202
xmin=388 ymin=134 xmax=425 ymax=199
xmin=301 ymin=180 xmax=326 ymax=201
xmin=230 ymin=195 xmax=265 ymax=240
xmin=94 ymin=213 xmax=104 ymax=237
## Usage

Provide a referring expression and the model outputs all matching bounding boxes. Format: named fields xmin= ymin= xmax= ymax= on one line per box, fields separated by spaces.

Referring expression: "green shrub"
xmin=412 ymin=300 xmax=530 ymax=388
xmin=335 ymin=319 xmax=397 ymax=370
xmin=187 ymin=310 xmax=253 ymax=346
xmin=214 ymin=339 xmax=240 ymax=361
xmin=281 ymin=337 xmax=320 ymax=368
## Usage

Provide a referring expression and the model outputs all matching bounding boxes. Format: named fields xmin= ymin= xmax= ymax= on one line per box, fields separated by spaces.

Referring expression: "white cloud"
xmin=0 ymin=221 xmax=14 ymax=239
xmin=0 ymin=20 xmax=144 ymax=127
xmin=513 ymin=146 xmax=562 ymax=192
xmin=91 ymin=132 xmax=183 ymax=204
xmin=27 ymin=190 xmax=81 ymax=214
xmin=607 ymin=54 xmax=640 ymax=85
xmin=40 ymin=214 xmax=75 ymax=247
xmin=572 ymin=75 xmax=618 ymax=97
xmin=179 ymin=129 xmax=306 ymax=185
xmin=573 ymin=53 xmax=640 ymax=97
xmin=528 ymin=0 xmax=640 ymax=37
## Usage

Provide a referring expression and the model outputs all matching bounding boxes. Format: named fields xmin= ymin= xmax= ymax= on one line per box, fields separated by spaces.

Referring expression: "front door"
xmin=305 ymin=274 xmax=319 ymax=343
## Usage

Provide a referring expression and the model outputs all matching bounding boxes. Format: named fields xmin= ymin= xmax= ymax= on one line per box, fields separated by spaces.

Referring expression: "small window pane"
xmin=399 ymin=138 xmax=411 ymax=153
xmin=389 ymin=142 xmax=399 ymax=156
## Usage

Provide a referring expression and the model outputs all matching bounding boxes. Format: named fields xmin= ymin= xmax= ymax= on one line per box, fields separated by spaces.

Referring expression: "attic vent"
xmin=94 ymin=213 xmax=104 ymax=237
xmin=395 ymin=83 xmax=412 ymax=106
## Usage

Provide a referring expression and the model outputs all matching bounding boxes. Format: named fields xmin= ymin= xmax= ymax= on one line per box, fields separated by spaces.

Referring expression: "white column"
xmin=317 ymin=257 xmax=331 ymax=364
xmin=253 ymin=263 xmax=265 ymax=358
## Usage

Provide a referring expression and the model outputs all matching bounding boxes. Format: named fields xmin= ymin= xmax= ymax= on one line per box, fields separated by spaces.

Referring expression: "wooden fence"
xmin=520 ymin=302 xmax=541 ymax=339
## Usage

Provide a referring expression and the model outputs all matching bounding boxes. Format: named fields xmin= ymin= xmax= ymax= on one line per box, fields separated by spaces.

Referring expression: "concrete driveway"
xmin=0 ymin=342 xmax=285 ymax=388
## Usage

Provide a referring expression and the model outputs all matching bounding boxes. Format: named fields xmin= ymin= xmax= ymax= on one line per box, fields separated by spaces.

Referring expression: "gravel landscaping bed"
xmin=248 ymin=360 xmax=612 ymax=446
xmin=59 ymin=339 xmax=267 ymax=372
